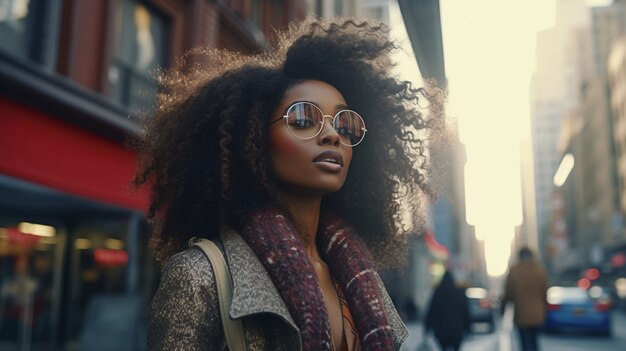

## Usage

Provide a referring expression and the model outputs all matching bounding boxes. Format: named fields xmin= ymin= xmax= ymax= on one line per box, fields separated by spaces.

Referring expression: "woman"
xmin=136 ymin=19 xmax=440 ymax=351
xmin=424 ymin=271 xmax=470 ymax=351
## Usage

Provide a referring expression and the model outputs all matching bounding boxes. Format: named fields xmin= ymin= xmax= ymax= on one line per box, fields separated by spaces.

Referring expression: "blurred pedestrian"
xmin=501 ymin=247 xmax=548 ymax=351
xmin=136 ymin=18 xmax=443 ymax=351
xmin=404 ymin=297 xmax=419 ymax=322
xmin=424 ymin=270 xmax=470 ymax=351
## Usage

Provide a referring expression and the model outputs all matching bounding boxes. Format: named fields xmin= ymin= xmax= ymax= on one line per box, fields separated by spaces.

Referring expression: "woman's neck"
xmin=279 ymin=191 xmax=323 ymax=261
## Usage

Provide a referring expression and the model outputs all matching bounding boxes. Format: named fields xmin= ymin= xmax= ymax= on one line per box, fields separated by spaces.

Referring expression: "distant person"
xmin=424 ymin=270 xmax=470 ymax=351
xmin=501 ymin=247 xmax=548 ymax=351
xmin=404 ymin=297 xmax=419 ymax=322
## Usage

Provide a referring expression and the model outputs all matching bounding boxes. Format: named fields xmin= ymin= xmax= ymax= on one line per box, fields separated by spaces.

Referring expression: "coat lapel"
xmin=220 ymin=228 xmax=300 ymax=330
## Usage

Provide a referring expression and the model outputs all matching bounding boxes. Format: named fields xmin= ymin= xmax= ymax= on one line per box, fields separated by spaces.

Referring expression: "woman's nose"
xmin=318 ymin=115 xmax=340 ymax=146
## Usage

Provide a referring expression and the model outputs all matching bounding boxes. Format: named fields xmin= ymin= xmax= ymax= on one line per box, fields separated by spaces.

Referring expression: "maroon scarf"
xmin=240 ymin=207 xmax=394 ymax=350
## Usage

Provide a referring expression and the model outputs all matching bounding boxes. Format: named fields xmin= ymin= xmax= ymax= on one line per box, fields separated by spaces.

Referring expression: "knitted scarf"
xmin=240 ymin=207 xmax=394 ymax=350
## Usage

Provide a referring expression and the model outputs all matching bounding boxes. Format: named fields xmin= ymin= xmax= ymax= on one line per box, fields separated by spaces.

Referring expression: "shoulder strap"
xmin=192 ymin=239 xmax=246 ymax=351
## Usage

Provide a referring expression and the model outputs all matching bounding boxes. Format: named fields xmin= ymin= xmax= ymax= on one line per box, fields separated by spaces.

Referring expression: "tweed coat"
xmin=502 ymin=259 xmax=548 ymax=327
xmin=148 ymin=228 xmax=408 ymax=350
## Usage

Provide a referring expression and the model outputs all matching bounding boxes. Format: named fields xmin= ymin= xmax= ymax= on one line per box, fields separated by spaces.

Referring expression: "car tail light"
xmin=547 ymin=303 xmax=560 ymax=311
xmin=595 ymin=302 xmax=611 ymax=312
xmin=479 ymin=299 xmax=491 ymax=309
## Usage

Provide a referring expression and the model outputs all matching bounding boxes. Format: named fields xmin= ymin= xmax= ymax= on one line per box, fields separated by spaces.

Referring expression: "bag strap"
xmin=192 ymin=238 xmax=245 ymax=351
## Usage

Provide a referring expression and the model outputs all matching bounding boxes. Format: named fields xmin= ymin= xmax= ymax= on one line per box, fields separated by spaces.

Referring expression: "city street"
xmin=401 ymin=310 xmax=626 ymax=351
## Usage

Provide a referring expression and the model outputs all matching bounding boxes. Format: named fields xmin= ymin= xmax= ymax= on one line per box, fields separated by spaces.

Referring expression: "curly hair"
xmin=133 ymin=19 xmax=443 ymax=266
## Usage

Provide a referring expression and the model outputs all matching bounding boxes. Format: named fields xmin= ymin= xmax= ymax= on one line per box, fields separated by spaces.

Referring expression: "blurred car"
xmin=465 ymin=287 xmax=495 ymax=333
xmin=544 ymin=286 xmax=612 ymax=336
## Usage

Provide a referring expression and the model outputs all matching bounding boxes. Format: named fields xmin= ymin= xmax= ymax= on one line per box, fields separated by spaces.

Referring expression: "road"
xmin=401 ymin=309 xmax=626 ymax=351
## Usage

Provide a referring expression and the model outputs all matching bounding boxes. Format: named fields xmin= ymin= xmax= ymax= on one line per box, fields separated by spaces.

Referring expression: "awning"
xmin=0 ymin=98 xmax=148 ymax=211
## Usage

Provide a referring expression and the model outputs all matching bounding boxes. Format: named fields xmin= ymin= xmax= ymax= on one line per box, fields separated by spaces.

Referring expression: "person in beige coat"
xmin=501 ymin=247 xmax=548 ymax=351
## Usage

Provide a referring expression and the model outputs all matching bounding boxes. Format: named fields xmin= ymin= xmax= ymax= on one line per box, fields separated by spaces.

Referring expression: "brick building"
xmin=0 ymin=1 xmax=305 ymax=349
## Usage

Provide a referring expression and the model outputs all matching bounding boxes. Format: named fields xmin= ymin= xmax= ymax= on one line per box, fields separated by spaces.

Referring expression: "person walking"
xmin=424 ymin=270 xmax=470 ymax=351
xmin=501 ymin=247 xmax=548 ymax=351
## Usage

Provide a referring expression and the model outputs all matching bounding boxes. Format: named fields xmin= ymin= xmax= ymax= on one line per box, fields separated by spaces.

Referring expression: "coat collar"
xmin=219 ymin=227 xmax=408 ymax=349
xmin=221 ymin=228 xmax=298 ymax=328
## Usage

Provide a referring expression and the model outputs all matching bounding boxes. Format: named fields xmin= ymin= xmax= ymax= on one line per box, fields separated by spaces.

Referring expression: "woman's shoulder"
xmin=159 ymin=247 xmax=213 ymax=285
xmin=165 ymin=246 xmax=214 ymax=279
xmin=154 ymin=246 xmax=218 ymax=305
xmin=148 ymin=246 xmax=222 ymax=350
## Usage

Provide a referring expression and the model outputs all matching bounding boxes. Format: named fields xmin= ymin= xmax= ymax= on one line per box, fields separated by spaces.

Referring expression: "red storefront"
xmin=0 ymin=1 xmax=306 ymax=349
xmin=0 ymin=53 xmax=152 ymax=350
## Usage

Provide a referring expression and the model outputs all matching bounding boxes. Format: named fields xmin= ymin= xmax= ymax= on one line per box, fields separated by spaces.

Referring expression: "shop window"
xmin=107 ymin=0 xmax=170 ymax=117
xmin=64 ymin=221 xmax=130 ymax=344
xmin=0 ymin=222 xmax=63 ymax=350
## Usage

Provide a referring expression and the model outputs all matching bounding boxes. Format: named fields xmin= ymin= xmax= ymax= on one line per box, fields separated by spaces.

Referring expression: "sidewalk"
xmin=399 ymin=306 xmax=515 ymax=351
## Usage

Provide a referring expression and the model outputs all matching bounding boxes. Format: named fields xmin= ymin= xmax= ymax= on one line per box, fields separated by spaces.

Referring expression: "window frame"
xmin=0 ymin=0 xmax=63 ymax=70
xmin=100 ymin=0 xmax=185 ymax=114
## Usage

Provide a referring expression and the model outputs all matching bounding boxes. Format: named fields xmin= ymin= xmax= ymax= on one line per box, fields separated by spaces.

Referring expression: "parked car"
xmin=465 ymin=287 xmax=495 ymax=333
xmin=544 ymin=286 xmax=612 ymax=336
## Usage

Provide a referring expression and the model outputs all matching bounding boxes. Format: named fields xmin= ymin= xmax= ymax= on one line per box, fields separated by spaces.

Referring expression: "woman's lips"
xmin=314 ymin=161 xmax=342 ymax=172
xmin=313 ymin=150 xmax=344 ymax=172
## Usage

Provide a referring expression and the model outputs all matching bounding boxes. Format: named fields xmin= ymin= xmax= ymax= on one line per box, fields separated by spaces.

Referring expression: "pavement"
xmin=401 ymin=308 xmax=626 ymax=351
xmin=400 ymin=305 xmax=516 ymax=351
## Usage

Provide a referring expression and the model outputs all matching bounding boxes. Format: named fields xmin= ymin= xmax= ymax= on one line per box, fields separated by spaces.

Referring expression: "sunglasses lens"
xmin=286 ymin=102 xmax=322 ymax=138
xmin=335 ymin=110 xmax=366 ymax=146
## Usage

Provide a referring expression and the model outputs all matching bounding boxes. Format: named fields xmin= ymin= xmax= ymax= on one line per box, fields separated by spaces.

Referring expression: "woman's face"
xmin=269 ymin=80 xmax=354 ymax=196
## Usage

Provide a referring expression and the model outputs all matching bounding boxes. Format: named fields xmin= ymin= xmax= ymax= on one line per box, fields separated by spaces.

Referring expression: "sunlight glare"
xmin=585 ymin=0 xmax=613 ymax=6
xmin=441 ymin=0 xmax=556 ymax=275
xmin=477 ymin=223 xmax=514 ymax=276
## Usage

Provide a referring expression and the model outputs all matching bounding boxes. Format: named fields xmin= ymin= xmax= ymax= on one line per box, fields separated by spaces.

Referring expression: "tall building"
xmin=556 ymin=75 xmax=618 ymax=279
xmin=525 ymin=0 xmax=590 ymax=265
xmin=535 ymin=0 xmax=626 ymax=283
xmin=0 ymin=1 xmax=305 ymax=349
xmin=591 ymin=1 xmax=626 ymax=77
xmin=608 ymin=36 xmax=626 ymax=282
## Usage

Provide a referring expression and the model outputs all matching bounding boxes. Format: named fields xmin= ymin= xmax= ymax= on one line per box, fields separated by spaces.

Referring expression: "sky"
xmin=439 ymin=0 xmax=559 ymax=276
xmin=389 ymin=0 xmax=557 ymax=276
xmin=390 ymin=0 xmax=614 ymax=277
xmin=439 ymin=0 xmax=615 ymax=276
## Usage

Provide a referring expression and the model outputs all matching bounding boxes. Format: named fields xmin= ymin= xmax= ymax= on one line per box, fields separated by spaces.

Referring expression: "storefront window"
xmin=108 ymin=0 xmax=170 ymax=117
xmin=64 ymin=221 xmax=130 ymax=344
xmin=0 ymin=222 xmax=63 ymax=350
xmin=0 ymin=175 xmax=157 ymax=350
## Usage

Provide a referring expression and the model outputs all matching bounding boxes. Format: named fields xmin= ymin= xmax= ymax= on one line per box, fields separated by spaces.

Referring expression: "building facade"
xmin=608 ymin=35 xmax=626 ymax=299
xmin=534 ymin=0 xmax=626 ymax=294
xmin=525 ymin=0 xmax=590 ymax=268
xmin=0 ymin=1 xmax=305 ymax=350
